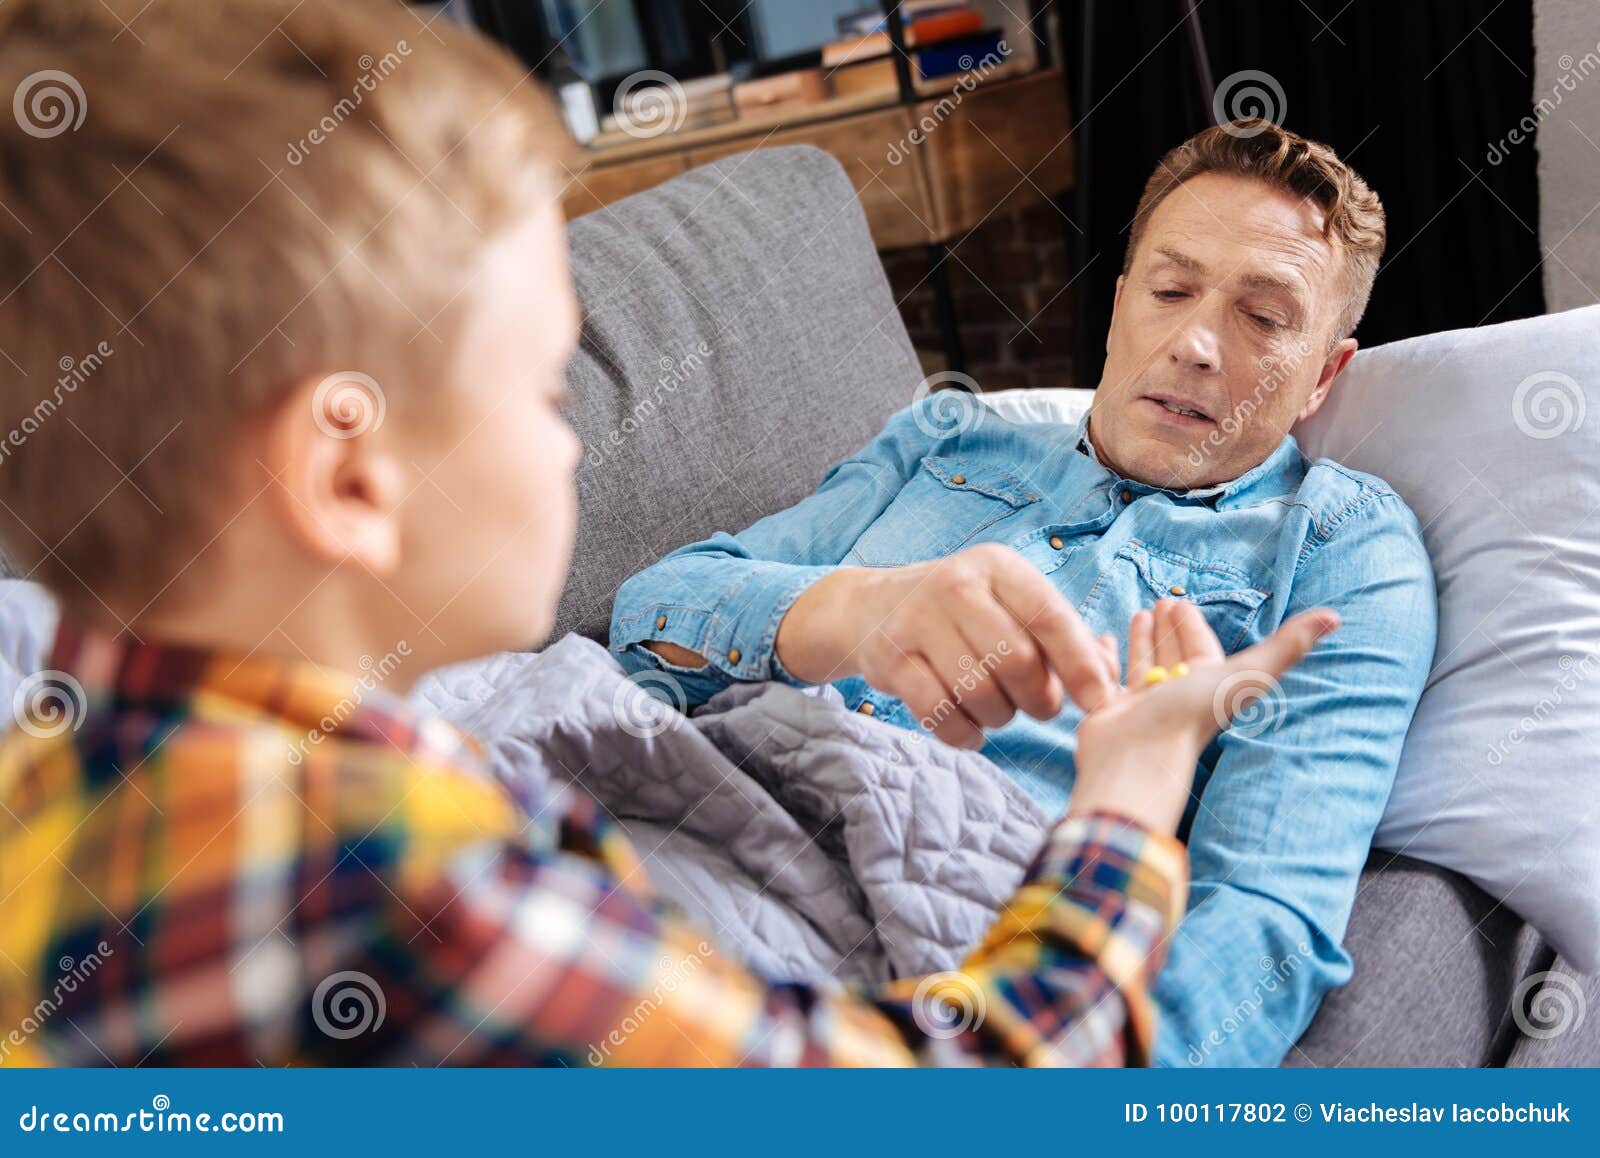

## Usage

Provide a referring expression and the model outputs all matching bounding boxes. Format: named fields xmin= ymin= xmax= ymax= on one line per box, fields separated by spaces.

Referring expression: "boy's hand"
xmin=775 ymin=544 xmax=1120 ymax=750
xmin=1069 ymin=600 xmax=1340 ymax=834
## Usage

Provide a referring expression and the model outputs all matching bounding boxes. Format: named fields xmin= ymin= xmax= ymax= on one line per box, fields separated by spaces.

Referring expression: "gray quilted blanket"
xmin=411 ymin=634 xmax=1052 ymax=986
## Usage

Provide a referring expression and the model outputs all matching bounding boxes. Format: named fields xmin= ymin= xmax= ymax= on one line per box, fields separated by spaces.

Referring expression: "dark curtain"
xmin=1067 ymin=0 xmax=1545 ymax=387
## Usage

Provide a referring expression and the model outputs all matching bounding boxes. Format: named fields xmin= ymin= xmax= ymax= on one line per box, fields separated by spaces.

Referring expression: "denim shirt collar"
xmin=1073 ymin=412 xmax=1304 ymax=507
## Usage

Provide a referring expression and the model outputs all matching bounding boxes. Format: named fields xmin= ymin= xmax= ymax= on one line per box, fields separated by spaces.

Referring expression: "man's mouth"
xmin=1141 ymin=393 xmax=1215 ymax=425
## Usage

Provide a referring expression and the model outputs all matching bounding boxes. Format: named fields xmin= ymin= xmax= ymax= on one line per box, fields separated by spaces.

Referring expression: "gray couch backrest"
xmin=555 ymin=146 xmax=924 ymax=642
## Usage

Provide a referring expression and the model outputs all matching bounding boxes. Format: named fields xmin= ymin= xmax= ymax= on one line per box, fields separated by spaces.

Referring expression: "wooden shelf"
xmin=560 ymin=68 xmax=1073 ymax=251
xmin=580 ymin=88 xmax=904 ymax=165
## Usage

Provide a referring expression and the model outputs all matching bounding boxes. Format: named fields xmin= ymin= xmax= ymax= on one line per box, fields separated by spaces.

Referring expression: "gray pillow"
xmin=555 ymin=146 xmax=924 ymax=642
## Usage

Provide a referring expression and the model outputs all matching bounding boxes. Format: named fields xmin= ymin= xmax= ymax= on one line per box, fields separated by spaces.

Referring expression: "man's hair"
xmin=1123 ymin=120 xmax=1386 ymax=342
xmin=0 ymin=0 xmax=570 ymax=616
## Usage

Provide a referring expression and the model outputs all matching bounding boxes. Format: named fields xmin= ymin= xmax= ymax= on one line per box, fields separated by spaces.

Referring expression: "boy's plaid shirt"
xmin=0 ymin=621 xmax=1187 ymax=1067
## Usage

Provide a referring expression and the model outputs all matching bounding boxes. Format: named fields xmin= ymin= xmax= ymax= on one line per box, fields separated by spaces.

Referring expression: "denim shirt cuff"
xmin=612 ymin=562 xmax=838 ymax=686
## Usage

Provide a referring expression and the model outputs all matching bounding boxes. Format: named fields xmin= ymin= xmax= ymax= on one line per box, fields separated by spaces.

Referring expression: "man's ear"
xmin=261 ymin=372 xmax=408 ymax=574
xmin=1106 ymin=274 xmax=1127 ymax=355
xmin=1297 ymin=337 xmax=1358 ymax=424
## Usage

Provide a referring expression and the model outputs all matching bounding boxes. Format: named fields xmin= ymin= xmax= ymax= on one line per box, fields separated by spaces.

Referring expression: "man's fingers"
xmin=898 ymin=652 xmax=987 ymax=749
xmin=1228 ymin=608 xmax=1340 ymax=685
xmin=988 ymin=557 xmax=1116 ymax=713
xmin=919 ymin=619 xmax=1015 ymax=729
xmin=948 ymin=594 xmax=1063 ymax=722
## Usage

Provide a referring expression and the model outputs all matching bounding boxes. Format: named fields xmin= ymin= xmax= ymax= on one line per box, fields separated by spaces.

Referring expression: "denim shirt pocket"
xmin=1102 ymin=540 xmax=1270 ymax=652
xmin=1014 ymin=525 xmax=1096 ymax=578
xmin=847 ymin=454 xmax=1040 ymax=567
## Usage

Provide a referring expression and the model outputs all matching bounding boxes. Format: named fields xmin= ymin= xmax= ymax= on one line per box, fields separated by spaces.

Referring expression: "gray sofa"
xmin=555 ymin=144 xmax=1597 ymax=1066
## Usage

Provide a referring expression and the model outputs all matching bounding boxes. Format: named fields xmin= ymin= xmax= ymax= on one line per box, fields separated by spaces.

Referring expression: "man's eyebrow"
xmin=1152 ymin=245 xmax=1204 ymax=273
xmin=1155 ymin=244 xmax=1305 ymax=304
xmin=1238 ymin=270 xmax=1303 ymax=299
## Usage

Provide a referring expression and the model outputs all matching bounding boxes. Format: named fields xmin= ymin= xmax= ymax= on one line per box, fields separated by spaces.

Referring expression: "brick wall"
xmin=881 ymin=197 xmax=1079 ymax=391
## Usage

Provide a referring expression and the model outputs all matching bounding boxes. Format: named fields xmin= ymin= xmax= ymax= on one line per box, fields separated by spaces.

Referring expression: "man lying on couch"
xmin=612 ymin=122 xmax=1438 ymax=1067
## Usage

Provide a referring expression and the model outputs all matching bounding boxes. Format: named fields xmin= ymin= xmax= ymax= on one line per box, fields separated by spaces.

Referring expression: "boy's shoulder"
xmin=0 ymin=692 xmax=515 ymax=941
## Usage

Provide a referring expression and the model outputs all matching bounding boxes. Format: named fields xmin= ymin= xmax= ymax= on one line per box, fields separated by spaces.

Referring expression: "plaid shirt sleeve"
xmin=326 ymin=755 xmax=1188 ymax=1068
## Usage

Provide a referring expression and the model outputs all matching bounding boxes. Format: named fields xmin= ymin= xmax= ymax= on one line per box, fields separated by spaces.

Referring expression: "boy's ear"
xmin=262 ymin=371 xmax=407 ymax=574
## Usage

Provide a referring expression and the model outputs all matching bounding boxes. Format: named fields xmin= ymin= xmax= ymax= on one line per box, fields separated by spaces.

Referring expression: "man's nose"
xmin=1168 ymin=305 xmax=1222 ymax=373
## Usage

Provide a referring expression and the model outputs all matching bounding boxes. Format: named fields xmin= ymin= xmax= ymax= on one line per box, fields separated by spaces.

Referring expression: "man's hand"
xmin=1070 ymin=599 xmax=1340 ymax=834
xmin=775 ymin=543 xmax=1121 ymax=750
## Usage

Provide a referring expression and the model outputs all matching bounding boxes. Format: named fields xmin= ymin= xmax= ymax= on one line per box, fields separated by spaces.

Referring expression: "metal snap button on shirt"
xmin=1169 ymin=585 xmax=1187 ymax=597
xmin=655 ymin=614 xmax=667 ymax=630
xmin=951 ymin=474 xmax=966 ymax=485
xmin=1049 ymin=535 xmax=1064 ymax=550
xmin=1121 ymin=487 xmax=1134 ymax=504
xmin=857 ymin=702 xmax=876 ymax=716
xmin=727 ymin=648 xmax=741 ymax=665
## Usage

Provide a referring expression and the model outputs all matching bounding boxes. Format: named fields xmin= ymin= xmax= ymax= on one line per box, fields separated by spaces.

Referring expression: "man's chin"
xmin=1114 ymin=431 xmax=1218 ymax=492
xmin=1092 ymin=410 xmax=1225 ymax=490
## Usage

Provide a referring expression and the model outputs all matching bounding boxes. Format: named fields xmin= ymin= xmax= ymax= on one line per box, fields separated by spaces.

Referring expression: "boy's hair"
xmin=0 ymin=0 xmax=570 ymax=616
xmin=1124 ymin=120 xmax=1387 ymax=341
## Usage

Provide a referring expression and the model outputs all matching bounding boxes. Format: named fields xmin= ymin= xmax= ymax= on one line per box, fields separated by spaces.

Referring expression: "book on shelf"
xmin=901 ymin=0 xmax=975 ymax=14
xmin=909 ymin=7 xmax=986 ymax=45
xmin=916 ymin=30 xmax=1008 ymax=79
xmin=821 ymin=4 xmax=989 ymax=68
xmin=607 ymin=71 xmax=735 ymax=135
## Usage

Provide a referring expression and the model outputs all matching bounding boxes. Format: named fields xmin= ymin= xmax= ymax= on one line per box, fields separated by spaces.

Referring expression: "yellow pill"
xmin=1143 ymin=666 xmax=1169 ymax=685
xmin=1171 ymin=662 xmax=1190 ymax=678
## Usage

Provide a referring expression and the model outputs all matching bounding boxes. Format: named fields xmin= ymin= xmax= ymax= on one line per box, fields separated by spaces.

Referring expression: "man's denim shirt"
xmin=611 ymin=399 xmax=1437 ymax=1068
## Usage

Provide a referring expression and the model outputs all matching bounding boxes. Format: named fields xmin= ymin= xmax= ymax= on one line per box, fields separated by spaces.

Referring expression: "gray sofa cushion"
xmin=555 ymin=145 xmax=922 ymax=643
xmin=1289 ymin=851 xmax=1549 ymax=1066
